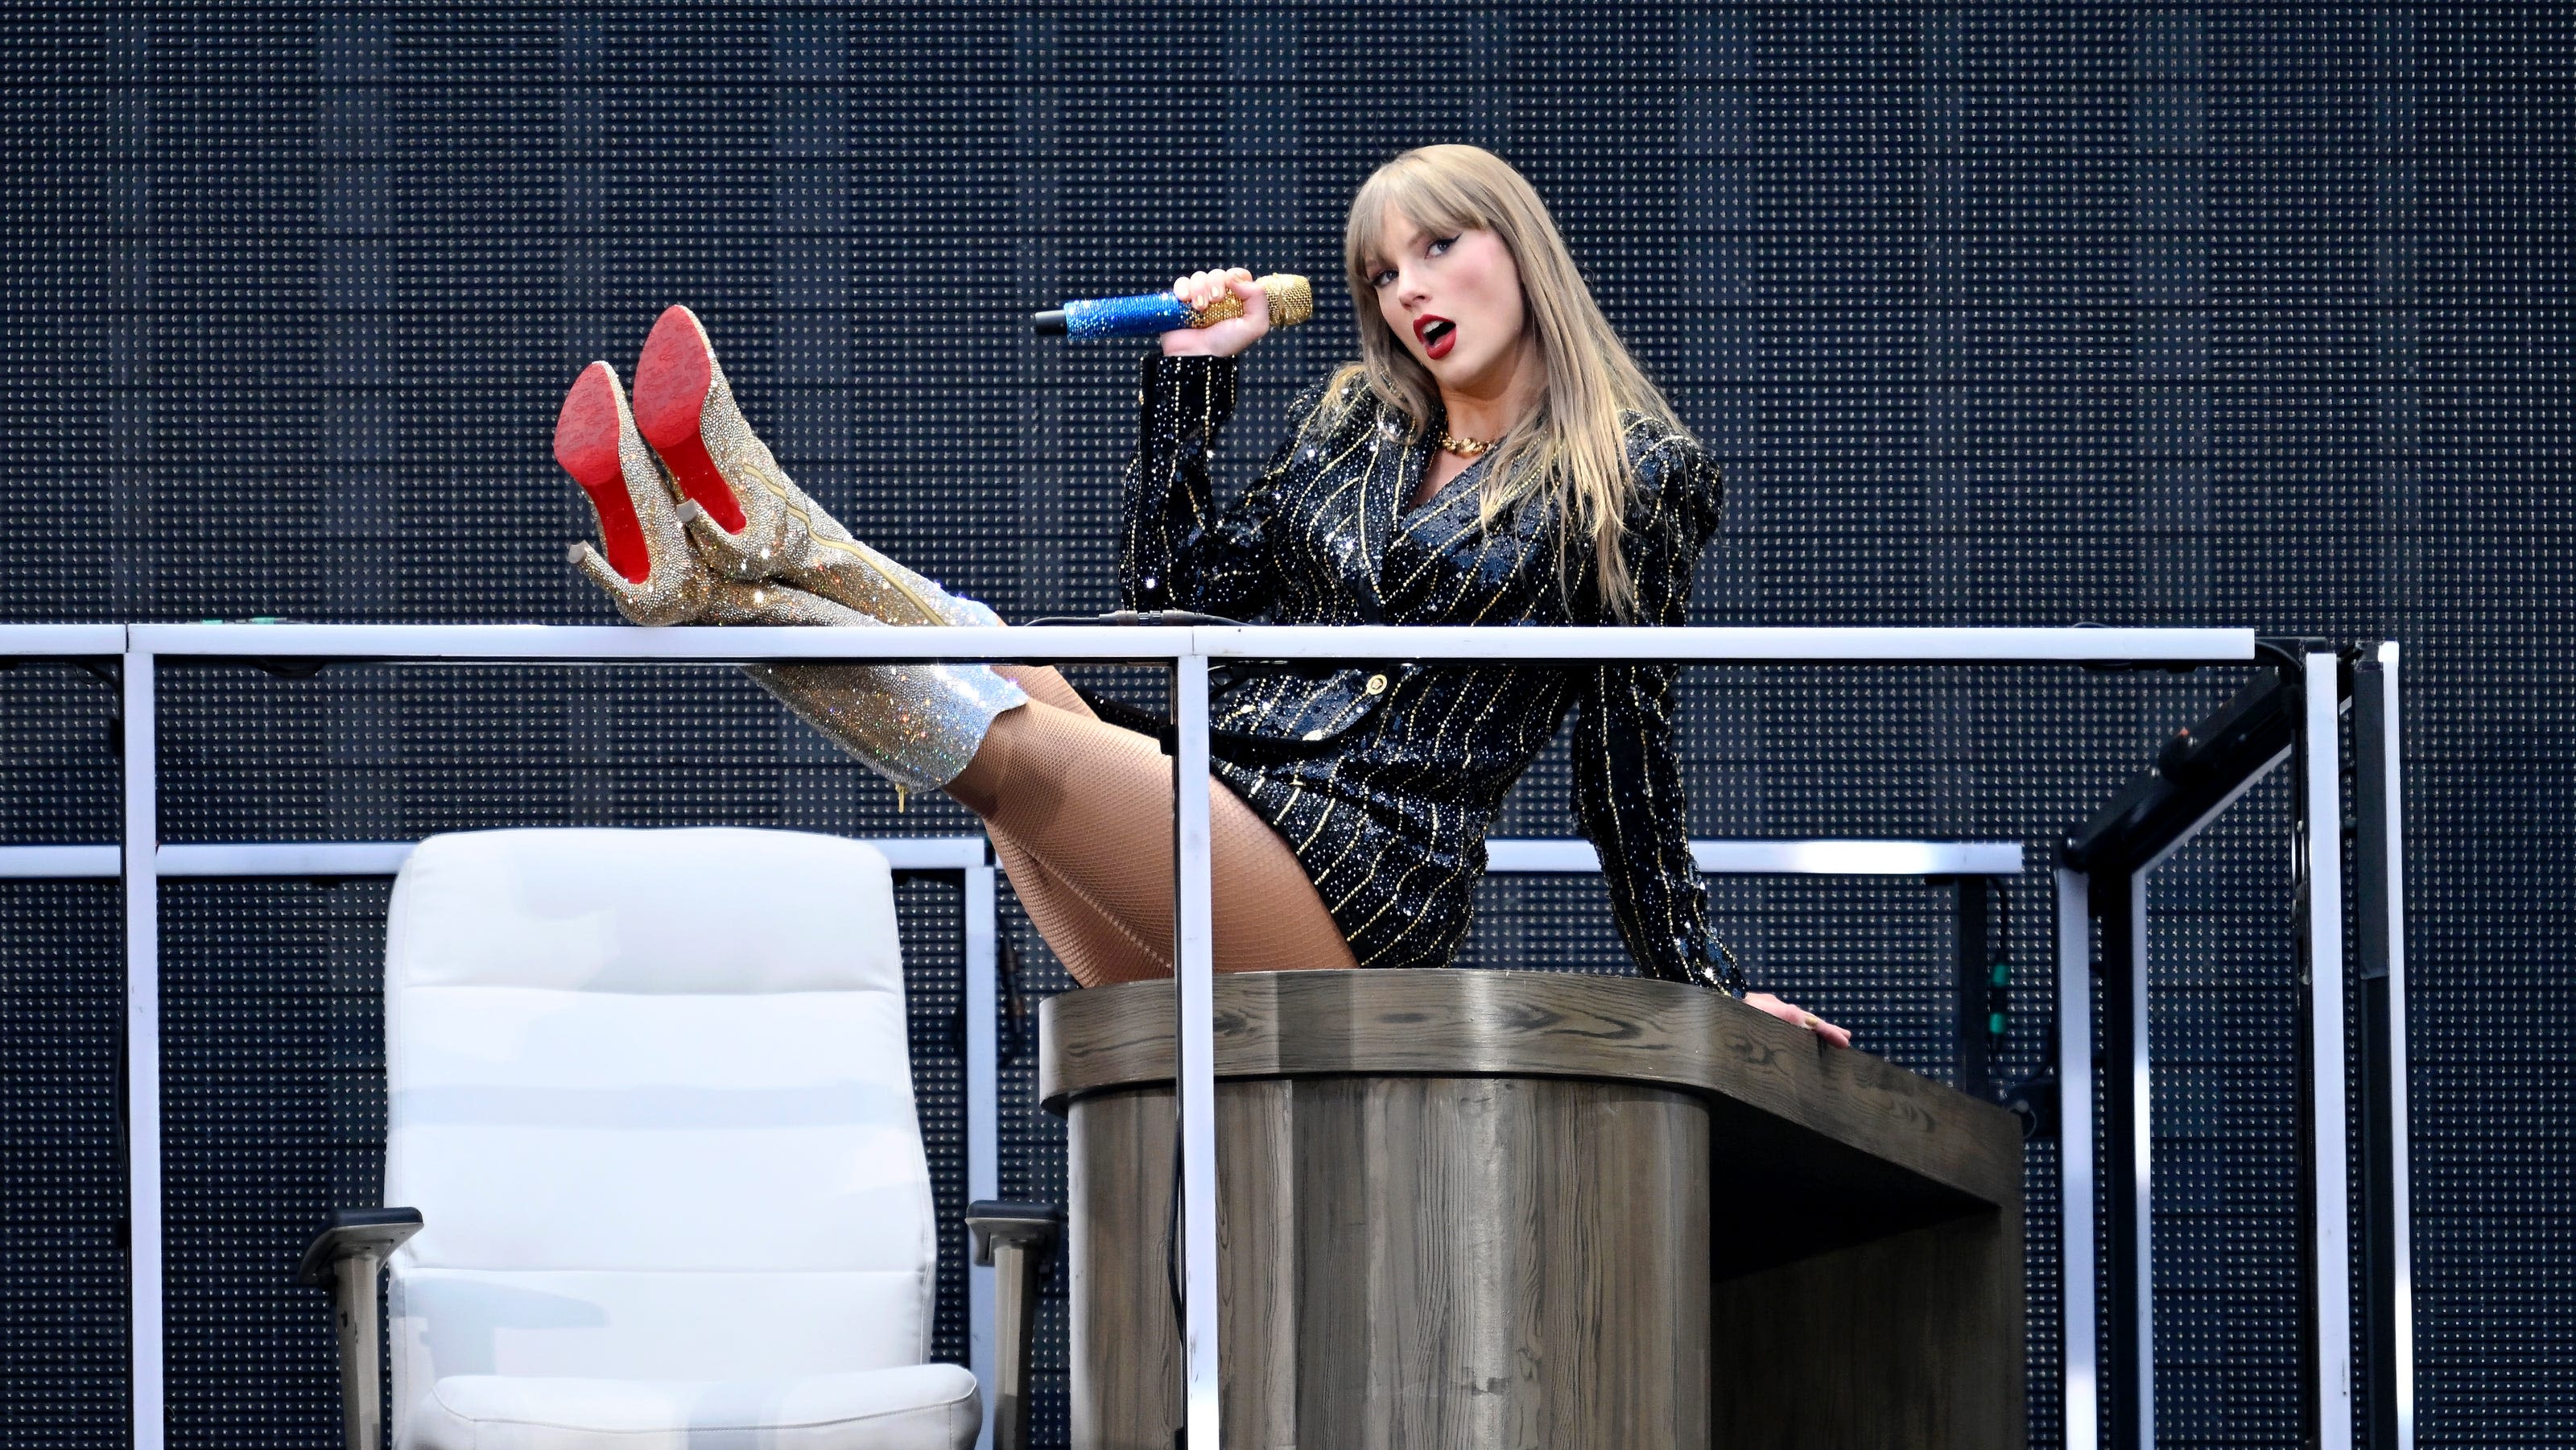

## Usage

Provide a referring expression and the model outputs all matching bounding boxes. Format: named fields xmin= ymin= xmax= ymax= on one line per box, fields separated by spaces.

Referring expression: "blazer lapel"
xmin=1340 ymin=417 xmax=1414 ymax=625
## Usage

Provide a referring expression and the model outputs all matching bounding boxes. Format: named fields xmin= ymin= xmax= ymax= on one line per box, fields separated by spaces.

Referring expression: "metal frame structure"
xmin=0 ymin=621 xmax=2410 ymax=1450
xmin=2056 ymin=643 xmax=2415 ymax=1450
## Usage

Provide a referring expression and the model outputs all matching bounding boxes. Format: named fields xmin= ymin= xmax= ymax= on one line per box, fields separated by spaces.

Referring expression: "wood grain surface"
xmin=1042 ymin=969 xmax=2022 ymax=1211
xmin=1711 ymin=1208 xmax=2025 ymax=1448
xmin=1046 ymin=969 xmax=2025 ymax=1449
xmin=1069 ymin=1075 xmax=1711 ymax=1449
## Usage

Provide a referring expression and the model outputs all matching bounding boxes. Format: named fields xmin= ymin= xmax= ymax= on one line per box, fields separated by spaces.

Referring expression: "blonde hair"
xmin=1333 ymin=143 xmax=1690 ymax=618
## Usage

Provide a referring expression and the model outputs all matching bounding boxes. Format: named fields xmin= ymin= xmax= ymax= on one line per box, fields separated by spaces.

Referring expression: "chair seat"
xmin=408 ymin=1362 xmax=980 ymax=1450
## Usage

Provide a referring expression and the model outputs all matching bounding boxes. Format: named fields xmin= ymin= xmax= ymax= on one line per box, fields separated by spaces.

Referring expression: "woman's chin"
xmin=1427 ymin=350 xmax=1498 ymax=386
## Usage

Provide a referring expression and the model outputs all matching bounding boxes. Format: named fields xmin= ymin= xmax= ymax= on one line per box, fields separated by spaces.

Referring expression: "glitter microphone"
xmin=1031 ymin=272 xmax=1315 ymax=340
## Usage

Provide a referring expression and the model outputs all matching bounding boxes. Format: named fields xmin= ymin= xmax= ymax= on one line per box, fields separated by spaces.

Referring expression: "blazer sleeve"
xmin=1120 ymin=353 xmax=1326 ymax=618
xmin=1571 ymin=434 xmax=1745 ymax=994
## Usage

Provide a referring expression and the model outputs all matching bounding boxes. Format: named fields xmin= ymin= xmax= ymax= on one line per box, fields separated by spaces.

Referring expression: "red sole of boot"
xmin=632 ymin=305 xmax=750 ymax=534
xmin=554 ymin=363 xmax=653 ymax=584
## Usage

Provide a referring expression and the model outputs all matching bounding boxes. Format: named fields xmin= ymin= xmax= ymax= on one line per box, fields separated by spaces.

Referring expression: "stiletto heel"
xmin=631 ymin=304 xmax=1001 ymax=628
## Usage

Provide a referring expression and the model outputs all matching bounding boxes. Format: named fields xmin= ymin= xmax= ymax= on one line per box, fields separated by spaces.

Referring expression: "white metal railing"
xmin=2 ymin=620 xmax=2410 ymax=1450
xmin=0 ymin=828 xmax=2023 ymax=1450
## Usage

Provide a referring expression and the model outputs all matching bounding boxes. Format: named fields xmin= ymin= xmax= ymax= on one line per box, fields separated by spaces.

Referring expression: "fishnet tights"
xmin=968 ymin=666 xmax=1360 ymax=987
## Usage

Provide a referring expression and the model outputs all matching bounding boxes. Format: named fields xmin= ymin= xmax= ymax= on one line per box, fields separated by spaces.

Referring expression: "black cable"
xmin=2071 ymin=619 xmax=2210 ymax=675
xmin=1165 ymin=1129 xmax=1186 ymax=1332
xmin=994 ymin=933 xmax=1030 ymax=1068
xmin=1022 ymin=610 xmax=1247 ymax=628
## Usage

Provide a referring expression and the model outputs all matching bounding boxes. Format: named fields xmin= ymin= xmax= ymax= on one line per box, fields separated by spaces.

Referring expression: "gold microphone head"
xmin=1258 ymin=272 xmax=1315 ymax=328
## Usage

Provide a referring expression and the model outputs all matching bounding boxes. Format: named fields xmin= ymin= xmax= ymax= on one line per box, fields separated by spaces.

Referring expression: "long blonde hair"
xmin=1332 ymin=144 xmax=1690 ymax=618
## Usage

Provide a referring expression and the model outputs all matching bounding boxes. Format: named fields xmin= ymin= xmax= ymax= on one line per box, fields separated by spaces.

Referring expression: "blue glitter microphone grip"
xmin=1032 ymin=272 xmax=1315 ymax=341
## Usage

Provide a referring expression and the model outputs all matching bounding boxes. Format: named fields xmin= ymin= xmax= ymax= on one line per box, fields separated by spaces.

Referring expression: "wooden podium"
xmin=1042 ymin=969 xmax=2025 ymax=1449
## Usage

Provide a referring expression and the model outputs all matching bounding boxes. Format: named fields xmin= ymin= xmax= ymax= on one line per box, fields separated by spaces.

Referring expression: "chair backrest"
xmin=380 ymin=828 xmax=935 ymax=1402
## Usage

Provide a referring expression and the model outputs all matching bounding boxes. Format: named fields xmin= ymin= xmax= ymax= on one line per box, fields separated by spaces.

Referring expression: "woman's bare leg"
xmin=985 ymin=831 xmax=1168 ymax=985
xmin=946 ymin=698 xmax=1360 ymax=985
xmin=979 ymin=667 xmax=1176 ymax=981
xmin=992 ymin=663 xmax=1088 ymax=717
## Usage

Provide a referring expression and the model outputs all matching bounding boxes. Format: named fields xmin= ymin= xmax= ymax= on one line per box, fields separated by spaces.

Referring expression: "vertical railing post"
xmin=122 ymin=646 xmax=163 ymax=1450
xmin=2124 ymin=871 xmax=2154 ymax=1450
xmin=964 ymin=860 xmax=1001 ymax=1450
xmin=2093 ymin=866 xmax=2152 ymax=1450
xmin=2351 ymin=642 xmax=2413 ymax=1450
xmin=2058 ymin=865 xmax=2099 ymax=1450
xmin=2300 ymin=651 xmax=2355 ymax=1450
xmin=1169 ymin=651 xmax=1220 ymax=1448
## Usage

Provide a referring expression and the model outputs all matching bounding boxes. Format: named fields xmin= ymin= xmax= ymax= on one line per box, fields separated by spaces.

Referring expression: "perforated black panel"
xmin=0 ymin=882 xmax=127 ymax=1448
xmin=2 ymin=5 xmax=2568 ymax=1448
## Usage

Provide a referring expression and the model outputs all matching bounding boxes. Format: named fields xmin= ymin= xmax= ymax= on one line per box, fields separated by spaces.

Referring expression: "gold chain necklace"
xmin=1436 ymin=429 xmax=1496 ymax=457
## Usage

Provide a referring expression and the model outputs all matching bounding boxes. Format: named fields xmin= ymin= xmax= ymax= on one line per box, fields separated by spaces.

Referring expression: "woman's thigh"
xmin=950 ymin=700 xmax=1359 ymax=984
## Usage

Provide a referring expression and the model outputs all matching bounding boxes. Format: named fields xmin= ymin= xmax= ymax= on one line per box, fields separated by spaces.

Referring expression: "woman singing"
xmin=551 ymin=143 xmax=1847 ymax=1046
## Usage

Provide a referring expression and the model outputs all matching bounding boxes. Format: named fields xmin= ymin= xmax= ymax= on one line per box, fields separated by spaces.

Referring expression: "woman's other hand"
xmin=1160 ymin=266 xmax=1270 ymax=357
xmin=1744 ymin=991 xmax=1853 ymax=1048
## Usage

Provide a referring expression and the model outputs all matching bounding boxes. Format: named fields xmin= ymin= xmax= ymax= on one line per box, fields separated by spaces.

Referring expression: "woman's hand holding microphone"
xmin=1160 ymin=266 xmax=1271 ymax=357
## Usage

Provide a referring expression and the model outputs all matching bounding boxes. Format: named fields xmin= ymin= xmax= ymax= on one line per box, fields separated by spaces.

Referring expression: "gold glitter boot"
xmin=630 ymin=304 xmax=997 ymax=629
xmin=556 ymin=360 xmax=1026 ymax=795
xmin=741 ymin=659 xmax=1028 ymax=797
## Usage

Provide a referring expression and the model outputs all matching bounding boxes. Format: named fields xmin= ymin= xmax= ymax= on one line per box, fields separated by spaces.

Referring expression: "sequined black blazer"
xmin=1120 ymin=353 xmax=1737 ymax=992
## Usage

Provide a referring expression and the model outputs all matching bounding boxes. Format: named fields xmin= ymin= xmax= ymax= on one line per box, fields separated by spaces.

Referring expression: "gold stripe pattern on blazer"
xmin=1119 ymin=353 xmax=1740 ymax=994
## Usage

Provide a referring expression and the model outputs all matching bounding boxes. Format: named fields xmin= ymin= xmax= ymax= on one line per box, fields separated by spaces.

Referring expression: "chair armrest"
xmin=295 ymin=1207 xmax=424 ymax=1287
xmin=966 ymin=1200 xmax=1060 ymax=1266
xmin=295 ymin=1208 xmax=423 ymax=1450
xmin=966 ymin=1200 xmax=1061 ymax=1450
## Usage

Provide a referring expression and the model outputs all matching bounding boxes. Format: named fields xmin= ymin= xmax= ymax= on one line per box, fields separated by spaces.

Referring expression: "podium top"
xmin=1042 ymin=969 xmax=2022 ymax=1218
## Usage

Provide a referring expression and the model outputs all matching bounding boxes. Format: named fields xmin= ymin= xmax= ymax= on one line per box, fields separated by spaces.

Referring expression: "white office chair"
xmin=295 ymin=827 xmax=1054 ymax=1450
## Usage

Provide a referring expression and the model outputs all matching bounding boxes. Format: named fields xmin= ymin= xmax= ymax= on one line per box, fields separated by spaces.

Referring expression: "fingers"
xmin=1741 ymin=990 xmax=1851 ymax=1048
xmin=1228 ymin=273 xmax=1269 ymax=320
xmin=1170 ymin=266 xmax=1257 ymax=310
xmin=1159 ymin=266 xmax=1271 ymax=357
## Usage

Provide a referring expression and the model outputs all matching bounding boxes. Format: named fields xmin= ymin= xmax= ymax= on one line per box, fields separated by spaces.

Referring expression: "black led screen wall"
xmin=2 ymin=4 xmax=2567 ymax=1447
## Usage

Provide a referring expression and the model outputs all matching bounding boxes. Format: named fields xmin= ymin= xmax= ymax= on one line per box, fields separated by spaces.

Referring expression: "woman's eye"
xmin=1430 ymin=235 xmax=1458 ymax=255
xmin=1370 ymin=267 xmax=1397 ymax=288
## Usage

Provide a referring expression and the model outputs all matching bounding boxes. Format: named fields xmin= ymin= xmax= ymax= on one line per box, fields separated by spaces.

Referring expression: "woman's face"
xmin=1368 ymin=204 xmax=1529 ymax=395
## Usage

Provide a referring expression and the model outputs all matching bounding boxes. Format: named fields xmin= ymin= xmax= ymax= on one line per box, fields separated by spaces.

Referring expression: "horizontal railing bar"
xmin=160 ymin=842 xmax=416 ymax=878
xmin=0 ymin=837 xmax=2019 ymax=882
xmin=0 ymin=623 xmax=126 ymax=658
xmin=0 ymin=840 xmax=989 ymax=879
xmin=1488 ymin=838 xmax=2025 ymax=876
xmin=1194 ymin=624 xmax=2256 ymax=664
xmin=150 ymin=838 xmax=988 ymax=878
xmin=0 ymin=845 xmax=120 ymax=878
xmin=125 ymin=622 xmax=1194 ymax=663
xmin=123 ymin=622 xmax=2258 ymax=666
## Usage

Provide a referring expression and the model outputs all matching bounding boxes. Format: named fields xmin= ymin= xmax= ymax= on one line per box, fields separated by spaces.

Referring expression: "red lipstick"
xmin=1414 ymin=314 xmax=1457 ymax=361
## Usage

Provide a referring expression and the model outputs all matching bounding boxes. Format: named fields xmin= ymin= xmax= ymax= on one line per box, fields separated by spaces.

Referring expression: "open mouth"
xmin=1414 ymin=316 xmax=1457 ymax=360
